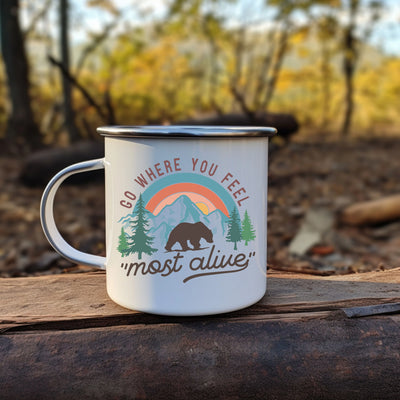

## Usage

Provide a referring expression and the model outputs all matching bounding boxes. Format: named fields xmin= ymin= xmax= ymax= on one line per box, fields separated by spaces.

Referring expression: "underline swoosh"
xmin=183 ymin=267 xmax=247 ymax=283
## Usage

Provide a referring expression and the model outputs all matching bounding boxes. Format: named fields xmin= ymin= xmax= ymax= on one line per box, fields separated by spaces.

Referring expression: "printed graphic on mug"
xmin=116 ymin=157 xmax=257 ymax=283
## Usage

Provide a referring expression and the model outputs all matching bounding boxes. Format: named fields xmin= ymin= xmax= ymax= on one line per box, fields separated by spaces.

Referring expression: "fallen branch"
xmin=340 ymin=194 xmax=400 ymax=226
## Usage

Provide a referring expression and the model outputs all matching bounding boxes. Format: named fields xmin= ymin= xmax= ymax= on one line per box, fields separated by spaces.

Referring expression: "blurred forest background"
xmin=1 ymin=0 xmax=400 ymax=277
xmin=1 ymin=0 xmax=399 ymax=149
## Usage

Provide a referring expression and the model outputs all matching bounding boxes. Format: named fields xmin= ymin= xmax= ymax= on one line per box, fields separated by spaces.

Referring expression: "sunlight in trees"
xmin=0 ymin=0 xmax=398 ymax=148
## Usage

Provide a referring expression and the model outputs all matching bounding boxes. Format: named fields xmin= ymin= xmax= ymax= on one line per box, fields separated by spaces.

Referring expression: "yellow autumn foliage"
xmin=3 ymin=17 xmax=400 ymax=140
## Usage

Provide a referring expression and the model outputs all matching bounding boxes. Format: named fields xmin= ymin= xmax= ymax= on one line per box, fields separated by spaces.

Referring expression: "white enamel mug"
xmin=40 ymin=125 xmax=276 ymax=316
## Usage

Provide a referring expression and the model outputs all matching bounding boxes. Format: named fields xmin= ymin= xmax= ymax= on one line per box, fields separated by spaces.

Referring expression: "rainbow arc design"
xmin=141 ymin=173 xmax=235 ymax=217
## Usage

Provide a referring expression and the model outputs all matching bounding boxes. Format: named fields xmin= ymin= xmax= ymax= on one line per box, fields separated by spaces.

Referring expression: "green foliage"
xmin=241 ymin=210 xmax=256 ymax=246
xmin=93 ymin=32 xmax=200 ymax=124
xmin=226 ymin=207 xmax=242 ymax=250
xmin=117 ymin=227 xmax=130 ymax=257
xmin=127 ymin=194 xmax=157 ymax=260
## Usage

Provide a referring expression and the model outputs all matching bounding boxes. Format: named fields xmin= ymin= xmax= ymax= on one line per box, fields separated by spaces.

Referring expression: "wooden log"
xmin=2 ymin=314 xmax=400 ymax=400
xmin=340 ymin=194 xmax=400 ymax=226
xmin=1 ymin=270 xmax=400 ymax=399
xmin=176 ymin=112 xmax=299 ymax=142
xmin=19 ymin=140 xmax=104 ymax=187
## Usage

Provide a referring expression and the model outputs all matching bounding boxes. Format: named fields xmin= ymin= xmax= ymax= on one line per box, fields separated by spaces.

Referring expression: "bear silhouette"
xmin=165 ymin=222 xmax=213 ymax=252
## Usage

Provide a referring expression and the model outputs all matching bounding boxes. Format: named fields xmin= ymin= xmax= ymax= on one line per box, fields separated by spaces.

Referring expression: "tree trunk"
xmin=202 ymin=19 xmax=223 ymax=115
xmin=320 ymin=42 xmax=332 ymax=130
xmin=341 ymin=0 xmax=359 ymax=137
xmin=259 ymin=28 xmax=289 ymax=112
xmin=341 ymin=27 xmax=356 ymax=137
xmin=0 ymin=0 xmax=41 ymax=151
xmin=60 ymin=0 xmax=80 ymax=142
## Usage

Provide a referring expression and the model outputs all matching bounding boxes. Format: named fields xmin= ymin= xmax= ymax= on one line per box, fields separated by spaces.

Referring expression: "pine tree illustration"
xmin=117 ymin=227 xmax=130 ymax=256
xmin=226 ymin=207 xmax=242 ymax=250
xmin=241 ymin=210 xmax=256 ymax=246
xmin=127 ymin=194 xmax=157 ymax=260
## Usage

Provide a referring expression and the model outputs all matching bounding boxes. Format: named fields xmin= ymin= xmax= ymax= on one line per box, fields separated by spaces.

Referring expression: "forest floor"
xmin=1 ymin=136 xmax=400 ymax=277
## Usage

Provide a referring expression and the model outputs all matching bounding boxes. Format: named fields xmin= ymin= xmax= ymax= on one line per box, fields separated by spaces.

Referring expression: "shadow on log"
xmin=20 ymin=141 xmax=104 ymax=187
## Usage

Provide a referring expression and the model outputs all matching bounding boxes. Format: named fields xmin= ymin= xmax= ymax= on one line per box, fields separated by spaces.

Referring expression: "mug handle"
xmin=40 ymin=158 xmax=106 ymax=269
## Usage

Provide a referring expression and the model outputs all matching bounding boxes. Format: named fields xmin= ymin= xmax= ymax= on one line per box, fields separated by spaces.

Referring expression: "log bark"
xmin=2 ymin=315 xmax=400 ymax=400
xmin=340 ymin=194 xmax=400 ymax=226
xmin=1 ymin=270 xmax=400 ymax=399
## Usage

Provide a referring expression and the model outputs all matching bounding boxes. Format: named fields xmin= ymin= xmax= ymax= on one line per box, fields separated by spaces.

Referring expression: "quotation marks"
xmin=203 ymin=249 xmax=256 ymax=258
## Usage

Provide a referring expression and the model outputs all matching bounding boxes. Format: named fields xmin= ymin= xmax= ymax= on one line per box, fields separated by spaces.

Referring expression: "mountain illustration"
xmin=118 ymin=195 xmax=229 ymax=249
